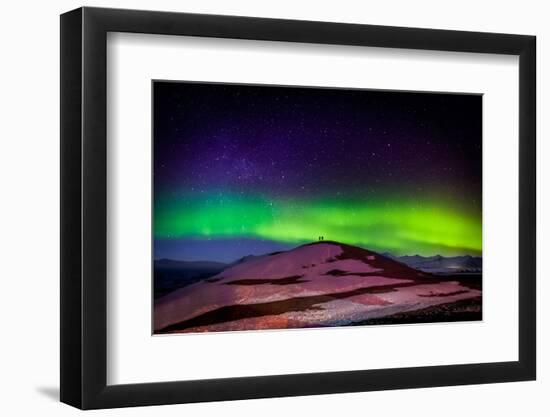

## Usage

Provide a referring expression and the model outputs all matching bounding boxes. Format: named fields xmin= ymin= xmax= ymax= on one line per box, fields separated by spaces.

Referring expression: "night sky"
xmin=153 ymin=81 xmax=482 ymax=263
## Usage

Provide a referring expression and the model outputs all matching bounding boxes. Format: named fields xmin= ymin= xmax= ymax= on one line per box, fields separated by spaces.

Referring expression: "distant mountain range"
xmin=154 ymin=259 xmax=227 ymax=298
xmin=383 ymin=253 xmax=482 ymax=274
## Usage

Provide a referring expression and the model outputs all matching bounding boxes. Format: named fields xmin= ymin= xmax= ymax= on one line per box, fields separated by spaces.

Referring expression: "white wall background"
xmin=0 ymin=0 xmax=546 ymax=415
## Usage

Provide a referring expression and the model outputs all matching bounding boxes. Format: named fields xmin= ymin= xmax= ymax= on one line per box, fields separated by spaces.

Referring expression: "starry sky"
xmin=153 ymin=81 xmax=482 ymax=263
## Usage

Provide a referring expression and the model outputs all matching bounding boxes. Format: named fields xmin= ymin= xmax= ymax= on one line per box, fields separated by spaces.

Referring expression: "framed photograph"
xmin=152 ymin=81 xmax=485 ymax=335
xmin=61 ymin=7 xmax=536 ymax=409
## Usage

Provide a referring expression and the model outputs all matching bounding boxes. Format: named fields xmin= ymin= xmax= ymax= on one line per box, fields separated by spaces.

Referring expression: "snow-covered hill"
xmin=154 ymin=241 xmax=481 ymax=333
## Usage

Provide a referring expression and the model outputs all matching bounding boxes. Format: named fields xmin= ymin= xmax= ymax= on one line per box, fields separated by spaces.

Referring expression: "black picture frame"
xmin=60 ymin=6 xmax=536 ymax=410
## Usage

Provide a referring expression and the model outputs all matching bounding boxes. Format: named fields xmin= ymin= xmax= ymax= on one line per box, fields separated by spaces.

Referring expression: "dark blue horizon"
xmin=154 ymin=237 xmax=306 ymax=263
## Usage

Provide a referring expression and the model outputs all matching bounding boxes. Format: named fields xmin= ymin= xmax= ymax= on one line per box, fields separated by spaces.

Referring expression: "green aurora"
xmin=154 ymin=192 xmax=482 ymax=256
xmin=153 ymin=83 xmax=482 ymax=260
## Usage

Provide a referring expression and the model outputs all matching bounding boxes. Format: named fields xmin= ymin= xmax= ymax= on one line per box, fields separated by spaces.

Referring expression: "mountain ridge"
xmin=382 ymin=252 xmax=482 ymax=273
xmin=154 ymin=240 xmax=481 ymax=333
xmin=154 ymin=243 xmax=482 ymax=299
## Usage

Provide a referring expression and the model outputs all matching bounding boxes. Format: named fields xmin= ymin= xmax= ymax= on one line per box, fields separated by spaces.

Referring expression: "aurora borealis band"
xmin=154 ymin=82 xmax=482 ymax=263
